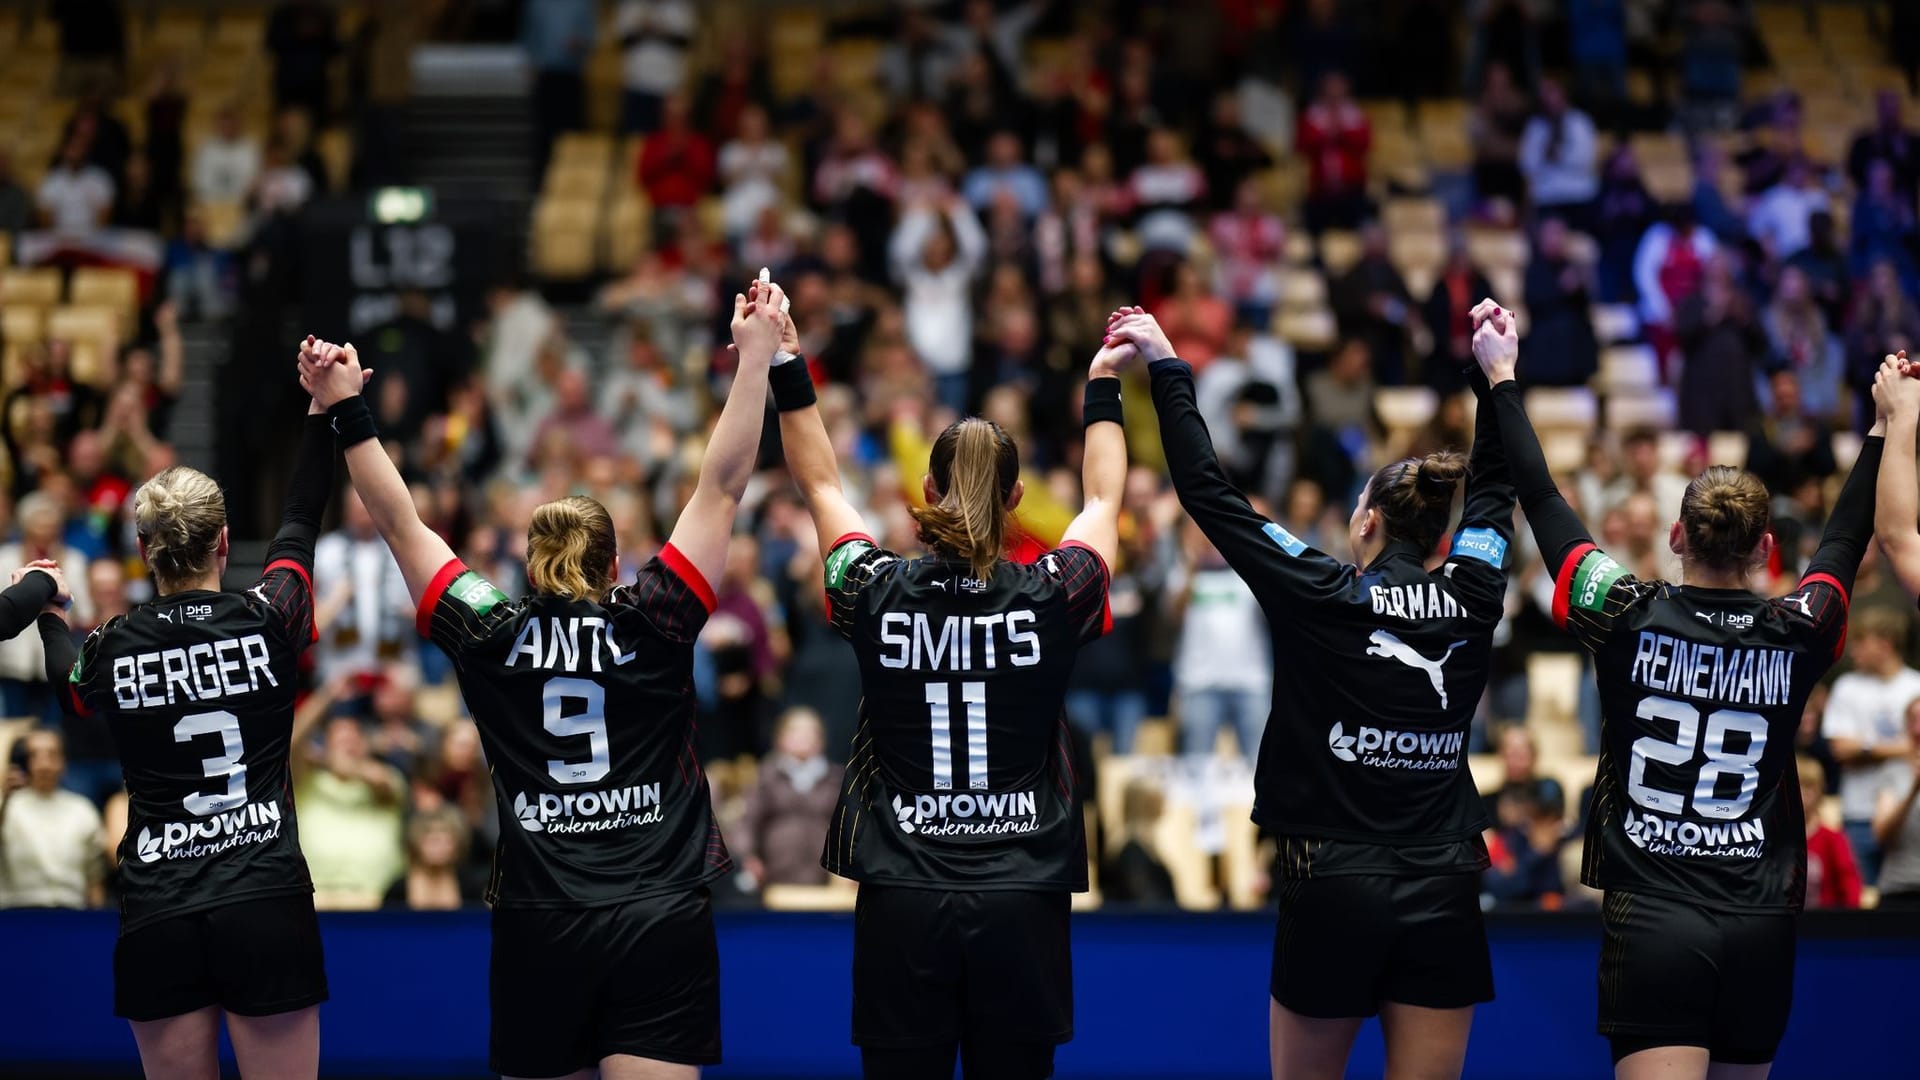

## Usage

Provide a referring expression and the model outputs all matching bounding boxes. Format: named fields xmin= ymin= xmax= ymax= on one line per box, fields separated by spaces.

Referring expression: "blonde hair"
xmin=526 ymin=495 xmax=617 ymax=601
xmin=910 ymin=418 xmax=1020 ymax=582
xmin=1679 ymin=466 xmax=1771 ymax=572
xmin=1365 ymin=450 xmax=1470 ymax=552
xmin=133 ymin=467 xmax=227 ymax=590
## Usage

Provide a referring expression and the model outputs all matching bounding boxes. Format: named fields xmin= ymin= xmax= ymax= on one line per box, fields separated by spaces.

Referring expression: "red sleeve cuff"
xmin=1550 ymin=543 xmax=1597 ymax=629
xmin=828 ymin=531 xmax=877 ymax=555
xmin=1799 ymin=572 xmax=1850 ymax=660
xmin=416 ymin=559 xmax=469 ymax=638
xmin=66 ymin=682 xmax=91 ymax=719
xmin=263 ymin=559 xmax=318 ymax=642
xmin=1056 ymin=539 xmax=1112 ymax=581
xmin=660 ymin=543 xmax=717 ymax=614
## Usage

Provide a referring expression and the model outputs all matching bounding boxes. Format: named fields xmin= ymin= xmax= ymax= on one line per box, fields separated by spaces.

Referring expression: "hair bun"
xmin=1415 ymin=451 xmax=1469 ymax=492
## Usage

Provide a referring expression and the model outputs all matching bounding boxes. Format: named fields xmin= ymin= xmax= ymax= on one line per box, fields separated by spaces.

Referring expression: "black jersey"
xmin=820 ymin=533 xmax=1109 ymax=890
xmin=63 ymin=561 xmax=318 ymax=933
xmin=1148 ymin=358 xmax=1512 ymax=871
xmin=419 ymin=547 xmax=731 ymax=908
xmin=1554 ymin=545 xmax=1849 ymax=913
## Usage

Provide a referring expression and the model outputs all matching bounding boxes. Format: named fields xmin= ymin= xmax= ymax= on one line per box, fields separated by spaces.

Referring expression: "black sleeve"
xmin=263 ymin=414 xmax=337 ymax=575
xmin=1147 ymin=358 xmax=1353 ymax=605
xmin=38 ymin=613 xmax=80 ymax=717
xmin=1489 ymin=380 xmax=1594 ymax=573
xmin=1802 ymin=435 xmax=1883 ymax=596
xmin=1453 ymin=371 xmax=1517 ymax=556
xmin=0 ymin=570 xmax=57 ymax=643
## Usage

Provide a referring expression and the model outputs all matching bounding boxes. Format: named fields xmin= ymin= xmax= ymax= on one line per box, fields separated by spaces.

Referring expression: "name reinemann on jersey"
xmin=134 ymin=802 xmax=283 ymax=865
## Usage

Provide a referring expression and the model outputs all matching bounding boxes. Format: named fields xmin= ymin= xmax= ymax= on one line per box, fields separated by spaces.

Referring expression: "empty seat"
xmin=1524 ymin=387 xmax=1599 ymax=430
xmin=1274 ymin=308 xmax=1338 ymax=351
xmin=1706 ymin=430 xmax=1749 ymax=467
xmin=542 ymin=163 xmax=609 ymax=200
xmin=69 ymin=267 xmax=139 ymax=323
xmin=1375 ymin=386 xmax=1439 ymax=432
xmin=1606 ymin=390 xmax=1678 ymax=431
xmin=1466 ymin=228 xmax=1529 ymax=273
xmin=1 ymin=268 xmax=61 ymax=308
xmin=1383 ymin=197 xmax=1446 ymax=235
xmin=48 ymin=306 xmax=120 ymax=385
xmin=1590 ymin=304 xmax=1639 ymax=345
xmin=1599 ymin=344 xmax=1661 ymax=393
xmin=1318 ymin=230 xmax=1362 ymax=276
xmin=1275 ymin=266 xmax=1328 ymax=310
xmin=603 ymin=196 xmax=652 ymax=272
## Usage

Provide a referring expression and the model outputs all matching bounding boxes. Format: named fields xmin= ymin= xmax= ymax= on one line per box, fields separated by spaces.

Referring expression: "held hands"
xmin=1104 ymin=305 xmax=1174 ymax=365
xmin=12 ymin=558 xmax=68 ymax=612
xmin=297 ymin=336 xmax=374 ymax=410
xmin=730 ymin=279 xmax=788 ymax=366
xmin=1872 ymin=350 xmax=1920 ymax=424
xmin=1469 ymin=298 xmax=1519 ymax=384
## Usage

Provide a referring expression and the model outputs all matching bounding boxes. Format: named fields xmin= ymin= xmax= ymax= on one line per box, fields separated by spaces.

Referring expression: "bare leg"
xmin=228 ymin=1005 xmax=320 ymax=1080
xmin=1270 ymin=998 xmax=1364 ymax=1080
xmin=1378 ymin=1002 xmax=1474 ymax=1080
xmin=1616 ymin=1046 xmax=1711 ymax=1080
xmin=128 ymin=1007 xmax=222 ymax=1080
xmin=1704 ymin=1063 xmax=1772 ymax=1080
xmin=599 ymin=1055 xmax=699 ymax=1080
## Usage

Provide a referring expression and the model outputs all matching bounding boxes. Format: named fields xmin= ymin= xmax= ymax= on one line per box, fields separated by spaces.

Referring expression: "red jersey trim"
xmin=827 ymin=531 xmax=878 ymax=555
xmin=263 ymin=559 xmax=319 ymax=643
xmin=1799 ymin=571 xmax=1850 ymax=660
xmin=416 ymin=558 xmax=469 ymax=638
xmin=65 ymin=681 xmax=91 ymax=719
xmin=660 ymin=543 xmax=717 ymax=614
xmin=1055 ymin=540 xmax=1115 ymax=636
xmin=1551 ymin=542 xmax=1598 ymax=629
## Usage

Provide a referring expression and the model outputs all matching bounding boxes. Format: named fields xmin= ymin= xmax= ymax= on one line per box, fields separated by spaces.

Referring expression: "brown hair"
xmin=1364 ymin=451 xmax=1469 ymax=552
xmin=132 ymin=467 xmax=227 ymax=591
xmin=911 ymin=418 xmax=1020 ymax=581
xmin=1678 ymin=466 xmax=1771 ymax=572
xmin=526 ymin=495 xmax=617 ymax=601
xmin=1855 ymin=608 xmax=1910 ymax=652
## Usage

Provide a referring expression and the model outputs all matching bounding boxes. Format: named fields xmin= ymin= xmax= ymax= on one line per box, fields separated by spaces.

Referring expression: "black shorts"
xmin=1598 ymin=891 xmax=1796 ymax=1066
xmin=114 ymin=892 xmax=328 ymax=1022
xmin=490 ymin=888 xmax=720 ymax=1077
xmin=1270 ymin=871 xmax=1493 ymax=1018
xmin=853 ymin=885 xmax=1073 ymax=1049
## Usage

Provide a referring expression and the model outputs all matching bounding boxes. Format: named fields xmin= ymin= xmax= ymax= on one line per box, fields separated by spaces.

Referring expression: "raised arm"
xmin=299 ymin=341 xmax=454 ymax=608
xmin=1469 ymin=301 xmax=1596 ymax=574
xmin=1058 ymin=342 xmax=1133 ymax=568
xmin=1874 ymin=351 xmax=1920 ymax=599
xmin=768 ymin=289 xmax=869 ymax=555
xmin=664 ymin=281 xmax=781 ymax=588
xmin=0 ymin=562 xmax=62 ymax=643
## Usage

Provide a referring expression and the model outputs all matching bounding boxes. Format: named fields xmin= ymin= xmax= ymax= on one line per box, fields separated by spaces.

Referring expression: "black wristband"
xmin=769 ymin=356 xmax=818 ymax=412
xmin=326 ymin=395 xmax=378 ymax=448
xmin=1083 ymin=376 xmax=1124 ymax=428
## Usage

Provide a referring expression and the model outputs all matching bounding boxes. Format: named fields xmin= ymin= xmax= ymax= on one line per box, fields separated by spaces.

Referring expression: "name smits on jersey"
xmin=511 ymin=782 xmax=665 ymax=834
xmin=134 ymin=801 xmax=284 ymax=864
xmin=876 ymin=610 xmax=1042 ymax=671
xmin=891 ymin=790 xmax=1040 ymax=837
xmin=111 ymin=634 xmax=278 ymax=709
xmin=505 ymin=616 xmax=636 ymax=672
xmin=1628 ymin=632 xmax=1794 ymax=707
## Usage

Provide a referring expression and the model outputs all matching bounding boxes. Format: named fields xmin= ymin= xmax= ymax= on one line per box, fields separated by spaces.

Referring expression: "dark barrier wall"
xmin=2 ymin=910 xmax=1915 ymax=1079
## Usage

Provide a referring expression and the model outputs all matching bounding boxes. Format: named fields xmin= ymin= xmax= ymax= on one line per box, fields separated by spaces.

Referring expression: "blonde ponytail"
xmin=526 ymin=496 xmax=617 ymax=601
xmin=132 ymin=467 xmax=227 ymax=591
xmin=911 ymin=418 xmax=1019 ymax=581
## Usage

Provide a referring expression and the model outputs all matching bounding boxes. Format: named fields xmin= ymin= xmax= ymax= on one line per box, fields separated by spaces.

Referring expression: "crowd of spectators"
xmin=12 ymin=1 xmax=1920 ymax=915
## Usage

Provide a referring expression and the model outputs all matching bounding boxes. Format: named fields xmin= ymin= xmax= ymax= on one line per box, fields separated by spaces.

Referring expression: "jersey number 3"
xmin=175 ymin=710 xmax=247 ymax=816
xmin=1628 ymin=697 xmax=1767 ymax=820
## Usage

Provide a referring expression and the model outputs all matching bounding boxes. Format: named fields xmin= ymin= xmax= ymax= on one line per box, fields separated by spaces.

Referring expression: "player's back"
xmin=76 ymin=583 xmax=313 ymax=931
xmin=1567 ymin=553 xmax=1847 ymax=912
xmin=419 ymin=557 xmax=729 ymax=906
xmin=821 ymin=538 xmax=1110 ymax=889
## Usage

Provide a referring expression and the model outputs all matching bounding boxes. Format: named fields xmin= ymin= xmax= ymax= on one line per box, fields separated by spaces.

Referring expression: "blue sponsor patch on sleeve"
xmin=1450 ymin=527 xmax=1509 ymax=566
xmin=1262 ymin=521 xmax=1308 ymax=557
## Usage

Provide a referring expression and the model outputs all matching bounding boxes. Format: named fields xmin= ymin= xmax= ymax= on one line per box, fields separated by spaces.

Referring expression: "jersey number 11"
xmin=926 ymin=681 xmax=989 ymax=791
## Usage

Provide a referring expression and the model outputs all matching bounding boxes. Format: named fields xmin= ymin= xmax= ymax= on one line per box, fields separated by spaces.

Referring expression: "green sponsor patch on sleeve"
xmin=825 ymin=540 xmax=874 ymax=590
xmin=451 ymin=571 xmax=509 ymax=616
xmin=1570 ymin=551 xmax=1628 ymax=614
xmin=69 ymin=656 xmax=84 ymax=684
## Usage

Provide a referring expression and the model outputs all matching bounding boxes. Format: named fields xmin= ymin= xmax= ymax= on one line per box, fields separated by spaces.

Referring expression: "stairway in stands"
xmin=398 ymin=95 xmax=535 ymax=270
xmin=169 ymin=321 xmax=225 ymax=472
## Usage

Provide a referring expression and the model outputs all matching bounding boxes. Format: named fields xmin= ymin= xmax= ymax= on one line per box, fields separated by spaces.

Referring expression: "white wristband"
xmin=773 ymin=350 xmax=801 ymax=366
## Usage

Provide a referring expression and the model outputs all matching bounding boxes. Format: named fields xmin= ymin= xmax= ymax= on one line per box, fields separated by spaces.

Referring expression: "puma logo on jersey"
xmin=1783 ymin=593 xmax=1814 ymax=618
xmin=1365 ymin=630 xmax=1467 ymax=708
xmin=155 ymin=609 xmax=177 ymax=625
xmin=248 ymin=584 xmax=270 ymax=606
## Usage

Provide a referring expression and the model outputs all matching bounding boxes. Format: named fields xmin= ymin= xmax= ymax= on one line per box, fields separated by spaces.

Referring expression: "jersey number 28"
xmin=1628 ymin=697 xmax=1767 ymax=820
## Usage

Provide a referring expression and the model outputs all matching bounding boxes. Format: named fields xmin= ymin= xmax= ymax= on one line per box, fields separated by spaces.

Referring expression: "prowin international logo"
xmin=512 ymin=783 xmax=665 ymax=834
xmin=134 ymin=800 xmax=284 ymax=864
xmin=1622 ymin=809 xmax=1765 ymax=858
xmin=1326 ymin=723 xmax=1464 ymax=771
xmin=891 ymin=790 xmax=1040 ymax=838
